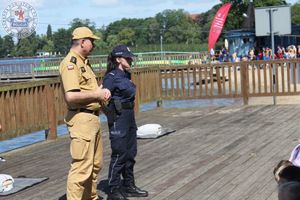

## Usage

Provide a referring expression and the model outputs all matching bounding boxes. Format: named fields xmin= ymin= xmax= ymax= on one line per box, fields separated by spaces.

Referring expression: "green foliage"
xmin=47 ymin=24 xmax=52 ymax=39
xmin=220 ymin=0 xmax=287 ymax=7
xmin=144 ymin=18 xmax=160 ymax=44
xmin=117 ymin=28 xmax=135 ymax=46
xmin=0 ymin=36 xmax=4 ymax=57
xmin=292 ymin=3 xmax=300 ymax=24
xmin=132 ymin=43 xmax=207 ymax=53
xmin=42 ymin=39 xmax=54 ymax=52
xmin=155 ymin=9 xmax=201 ymax=44
xmin=106 ymin=34 xmax=119 ymax=48
xmin=52 ymin=28 xmax=71 ymax=55
xmin=69 ymin=18 xmax=96 ymax=31
xmin=252 ymin=0 xmax=287 ymax=7
xmin=14 ymin=38 xmax=34 ymax=56
xmin=2 ymin=36 xmax=14 ymax=56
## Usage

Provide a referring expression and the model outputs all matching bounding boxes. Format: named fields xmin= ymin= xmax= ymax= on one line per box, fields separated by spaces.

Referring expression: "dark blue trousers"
xmin=108 ymin=109 xmax=137 ymax=188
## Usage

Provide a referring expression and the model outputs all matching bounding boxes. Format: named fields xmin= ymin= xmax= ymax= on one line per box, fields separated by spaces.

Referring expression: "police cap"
xmin=111 ymin=45 xmax=136 ymax=58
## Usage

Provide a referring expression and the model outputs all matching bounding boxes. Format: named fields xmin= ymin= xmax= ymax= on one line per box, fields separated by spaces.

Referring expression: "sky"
xmin=0 ymin=0 xmax=299 ymax=37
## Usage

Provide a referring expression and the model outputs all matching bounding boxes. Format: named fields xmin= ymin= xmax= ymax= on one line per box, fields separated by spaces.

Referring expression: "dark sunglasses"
xmin=83 ymin=38 xmax=95 ymax=45
xmin=124 ymin=57 xmax=133 ymax=65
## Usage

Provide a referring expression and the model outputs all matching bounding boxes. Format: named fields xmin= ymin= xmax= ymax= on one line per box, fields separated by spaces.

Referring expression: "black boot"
xmin=107 ymin=187 xmax=128 ymax=200
xmin=124 ymin=184 xmax=148 ymax=197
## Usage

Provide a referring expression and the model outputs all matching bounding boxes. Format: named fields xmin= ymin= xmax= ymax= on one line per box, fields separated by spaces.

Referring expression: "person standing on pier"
xmin=59 ymin=26 xmax=111 ymax=200
xmin=102 ymin=45 xmax=148 ymax=200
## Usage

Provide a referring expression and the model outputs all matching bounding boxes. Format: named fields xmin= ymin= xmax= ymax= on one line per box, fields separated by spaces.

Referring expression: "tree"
xmin=106 ymin=34 xmax=119 ymax=47
xmin=252 ymin=0 xmax=287 ymax=7
xmin=2 ymin=35 xmax=14 ymax=56
xmin=69 ymin=18 xmax=96 ymax=31
xmin=155 ymin=9 xmax=200 ymax=44
xmin=218 ymin=0 xmax=288 ymax=31
xmin=220 ymin=0 xmax=287 ymax=7
xmin=46 ymin=24 xmax=52 ymax=39
xmin=156 ymin=9 xmax=189 ymax=29
xmin=0 ymin=36 xmax=4 ymax=57
xmin=91 ymin=31 xmax=110 ymax=54
xmin=292 ymin=3 xmax=300 ymax=24
xmin=27 ymin=32 xmax=44 ymax=54
xmin=144 ymin=18 xmax=160 ymax=44
xmin=14 ymin=38 xmax=34 ymax=56
xmin=40 ymin=35 xmax=55 ymax=52
xmin=117 ymin=28 xmax=135 ymax=46
xmin=105 ymin=18 xmax=146 ymax=46
xmin=42 ymin=40 xmax=54 ymax=52
xmin=52 ymin=28 xmax=71 ymax=55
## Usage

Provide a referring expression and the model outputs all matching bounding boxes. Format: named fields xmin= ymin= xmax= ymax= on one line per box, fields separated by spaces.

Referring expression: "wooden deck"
xmin=1 ymin=105 xmax=300 ymax=200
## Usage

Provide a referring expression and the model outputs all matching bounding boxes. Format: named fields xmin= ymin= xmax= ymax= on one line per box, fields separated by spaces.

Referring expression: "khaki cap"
xmin=72 ymin=27 xmax=100 ymax=40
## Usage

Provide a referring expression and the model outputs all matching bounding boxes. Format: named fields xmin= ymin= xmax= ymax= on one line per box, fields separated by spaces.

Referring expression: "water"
xmin=0 ymin=99 xmax=242 ymax=154
xmin=0 ymin=57 xmax=56 ymax=74
xmin=0 ymin=57 xmax=57 ymax=65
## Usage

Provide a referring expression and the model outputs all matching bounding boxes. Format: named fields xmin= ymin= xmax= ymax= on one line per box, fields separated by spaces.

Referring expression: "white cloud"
xmin=0 ymin=0 xmax=45 ymax=9
xmin=0 ymin=0 xmax=223 ymax=36
xmin=23 ymin=0 xmax=45 ymax=8
xmin=91 ymin=0 xmax=119 ymax=6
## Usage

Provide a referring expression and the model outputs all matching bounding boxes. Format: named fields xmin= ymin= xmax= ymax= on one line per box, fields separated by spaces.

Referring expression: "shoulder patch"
xmin=80 ymin=67 xmax=86 ymax=73
xmin=70 ymin=56 xmax=77 ymax=64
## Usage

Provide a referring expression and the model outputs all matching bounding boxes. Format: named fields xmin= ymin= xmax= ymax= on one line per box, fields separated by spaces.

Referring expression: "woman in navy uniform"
xmin=103 ymin=45 xmax=148 ymax=200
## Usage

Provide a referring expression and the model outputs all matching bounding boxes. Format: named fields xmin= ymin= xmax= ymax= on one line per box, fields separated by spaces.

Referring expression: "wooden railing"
xmin=160 ymin=59 xmax=300 ymax=104
xmin=0 ymin=79 xmax=66 ymax=141
xmin=132 ymin=67 xmax=162 ymax=104
xmin=160 ymin=63 xmax=243 ymax=100
xmin=1 ymin=59 xmax=300 ymax=141
xmin=0 ymin=67 xmax=161 ymax=141
xmin=0 ymin=53 xmax=205 ymax=81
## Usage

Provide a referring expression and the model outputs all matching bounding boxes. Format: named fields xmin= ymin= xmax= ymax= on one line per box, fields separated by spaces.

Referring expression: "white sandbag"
xmin=137 ymin=124 xmax=162 ymax=139
xmin=0 ymin=174 xmax=14 ymax=193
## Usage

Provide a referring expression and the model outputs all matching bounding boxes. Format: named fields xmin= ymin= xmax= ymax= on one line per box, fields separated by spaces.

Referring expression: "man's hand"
xmin=95 ymin=85 xmax=111 ymax=102
xmin=101 ymin=88 xmax=111 ymax=101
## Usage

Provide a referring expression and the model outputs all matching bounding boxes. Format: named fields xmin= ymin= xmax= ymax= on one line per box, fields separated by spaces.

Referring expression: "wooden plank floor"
xmin=1 ymin=105 xmax=300 ymax=200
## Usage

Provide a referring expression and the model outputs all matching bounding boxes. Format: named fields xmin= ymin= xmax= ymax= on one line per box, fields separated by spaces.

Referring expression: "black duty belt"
xmin=68 ymin=108 xmax=99 ymax=116
xmin=122 ymin=102 xmax=134 ymax=109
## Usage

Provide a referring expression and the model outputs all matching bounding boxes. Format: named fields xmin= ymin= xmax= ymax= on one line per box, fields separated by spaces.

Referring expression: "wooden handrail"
xmin=1 ymin=59 xmax=300 ymax=141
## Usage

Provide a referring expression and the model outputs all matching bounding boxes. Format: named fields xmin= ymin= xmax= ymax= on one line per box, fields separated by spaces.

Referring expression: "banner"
xmin=208 ymin=3 xmax=232 ymax=51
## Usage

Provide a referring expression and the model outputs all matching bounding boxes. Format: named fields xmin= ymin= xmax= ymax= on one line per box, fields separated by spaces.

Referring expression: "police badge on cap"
xmin=111 ymin=45 xmax=136 ymax=58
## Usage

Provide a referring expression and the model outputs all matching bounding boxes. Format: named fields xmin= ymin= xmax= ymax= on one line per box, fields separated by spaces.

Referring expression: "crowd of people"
xmin=211 ymin=45 xmax=300 ymax=63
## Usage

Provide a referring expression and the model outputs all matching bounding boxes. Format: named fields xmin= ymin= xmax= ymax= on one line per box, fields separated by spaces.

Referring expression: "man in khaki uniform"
xmin=59 ymin=26 xmax=111 ymax=200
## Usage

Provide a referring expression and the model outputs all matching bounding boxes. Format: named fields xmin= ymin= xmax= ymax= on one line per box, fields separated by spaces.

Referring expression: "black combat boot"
xmin=107 ymin=187 xmax=128 ymax=200
xmin=124 ymin=184 xmax=148 ymax=197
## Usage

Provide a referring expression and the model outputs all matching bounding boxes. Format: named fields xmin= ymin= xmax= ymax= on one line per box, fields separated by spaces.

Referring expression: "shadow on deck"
xmin=1 ymin=105 xmax=299 ymax=200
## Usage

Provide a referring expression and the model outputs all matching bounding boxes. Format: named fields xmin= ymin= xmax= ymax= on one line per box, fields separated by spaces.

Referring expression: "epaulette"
xmin=109 ymin=72 xmax=115 ymax=76
xmin=70 ymin=56 xmax=77 ymax=64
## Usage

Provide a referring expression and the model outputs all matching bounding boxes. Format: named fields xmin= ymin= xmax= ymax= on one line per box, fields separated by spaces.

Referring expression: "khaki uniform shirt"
xmin=59 ymin=50 xmax=100 ymax=111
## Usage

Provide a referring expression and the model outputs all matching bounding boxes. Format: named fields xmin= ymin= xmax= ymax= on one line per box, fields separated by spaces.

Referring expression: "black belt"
xmin=68 ymin=108 xmax=99 ymax=116
xmin=121 ymin=102 xmax=134 ymax=109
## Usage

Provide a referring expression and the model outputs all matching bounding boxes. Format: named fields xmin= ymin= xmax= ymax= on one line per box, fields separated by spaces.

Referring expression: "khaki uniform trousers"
xmin=66 ymin=112 xmax=103 ymax=200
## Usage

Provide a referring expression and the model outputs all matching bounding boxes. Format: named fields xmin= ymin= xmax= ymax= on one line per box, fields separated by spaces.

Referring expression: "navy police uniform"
xmin=103 ymin=68 xmax=137 ymax=188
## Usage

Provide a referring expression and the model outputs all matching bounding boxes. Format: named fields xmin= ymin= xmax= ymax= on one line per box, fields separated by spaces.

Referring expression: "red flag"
xmin=208 ymin=3 xmax=232 ymax=51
